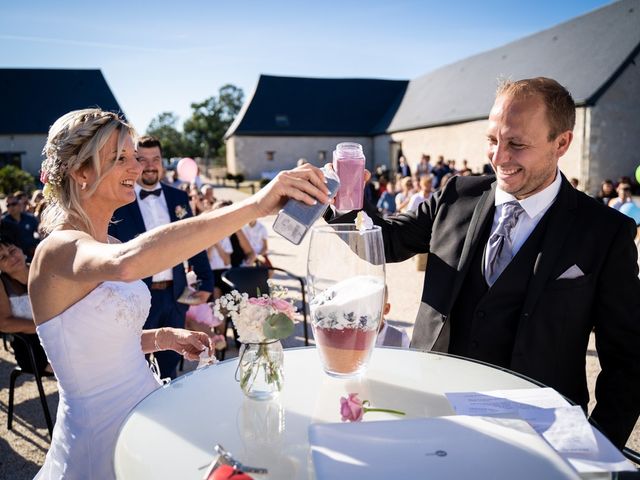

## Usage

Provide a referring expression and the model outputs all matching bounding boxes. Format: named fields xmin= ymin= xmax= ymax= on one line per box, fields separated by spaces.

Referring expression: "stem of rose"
xmin=363 ymin=407 xmax=406 ymax=416
xmin=361 ymin=400 xmax=405 ymax=417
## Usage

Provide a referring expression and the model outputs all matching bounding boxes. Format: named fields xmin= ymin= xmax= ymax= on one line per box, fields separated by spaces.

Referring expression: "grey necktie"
xmin=485 ymin=201 xmax=525 ymax=286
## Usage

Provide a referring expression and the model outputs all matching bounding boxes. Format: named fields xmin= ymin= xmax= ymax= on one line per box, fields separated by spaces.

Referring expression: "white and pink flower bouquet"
xmin=212 ymin=284 xmax=297 ymax=343
xmin=213 ymin=284 xmax=297 ymax=397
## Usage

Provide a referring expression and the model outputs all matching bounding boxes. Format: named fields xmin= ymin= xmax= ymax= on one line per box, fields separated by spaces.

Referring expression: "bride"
xmin=29 ymin=108 xmax=329 ymax=479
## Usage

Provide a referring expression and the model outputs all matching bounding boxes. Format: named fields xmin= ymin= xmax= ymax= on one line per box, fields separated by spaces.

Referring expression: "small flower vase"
xmin=237 ymin=340 xmax=284 ymax=400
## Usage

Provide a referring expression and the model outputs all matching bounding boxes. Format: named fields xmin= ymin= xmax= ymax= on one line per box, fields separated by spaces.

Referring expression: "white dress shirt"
xmin=483 ymin=170 xmax=562 ymax=275
xmin=135 ymin=183 xmax=173 ymax=282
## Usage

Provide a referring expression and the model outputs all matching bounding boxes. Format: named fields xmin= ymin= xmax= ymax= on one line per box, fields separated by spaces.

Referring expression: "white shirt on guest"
xmin=406 ymin=191 xmax=431 ymax=212
xmin=483 ymin=169 xmax=562 ymax=275
xmin=242 ymin=221 xmax=268 ymax=255
xmin=208 ymin=237 xmax=233 ymax=270
xmin=135 ymin=183 xmax=173 ymax=282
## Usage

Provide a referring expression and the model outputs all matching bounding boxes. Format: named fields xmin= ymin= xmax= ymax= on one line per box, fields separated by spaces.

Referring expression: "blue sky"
xmin=1 ymin=0 xmax=611 ymax=132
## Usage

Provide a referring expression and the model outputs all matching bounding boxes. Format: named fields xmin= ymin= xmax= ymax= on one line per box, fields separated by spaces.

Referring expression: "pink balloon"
xmin=177 ymin=157 xmax=198 ymax=182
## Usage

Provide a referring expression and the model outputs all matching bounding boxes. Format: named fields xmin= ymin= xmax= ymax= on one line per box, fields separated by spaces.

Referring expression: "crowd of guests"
xmin=368 ymin=154 xmax=477 ymax=217
xmin=595 ymin=176 xmax=636 ymax=210
xmin=0 ymin=190 xmax=47 ymax=261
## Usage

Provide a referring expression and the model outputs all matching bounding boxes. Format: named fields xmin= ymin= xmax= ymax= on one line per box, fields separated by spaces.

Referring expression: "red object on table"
xmin=207 ymin=464 xmax=254 ymax=480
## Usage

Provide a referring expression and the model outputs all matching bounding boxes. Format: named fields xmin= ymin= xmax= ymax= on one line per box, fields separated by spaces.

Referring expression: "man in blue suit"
xmin=109 ymin=136 xmax=213 ymax=379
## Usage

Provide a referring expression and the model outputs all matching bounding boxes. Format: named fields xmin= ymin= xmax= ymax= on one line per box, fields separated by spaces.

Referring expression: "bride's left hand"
xmin=166 ymin=328 xmax=212 ymax=361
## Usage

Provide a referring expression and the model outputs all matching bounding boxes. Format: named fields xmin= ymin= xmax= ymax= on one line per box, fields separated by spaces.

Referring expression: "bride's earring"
xmin=81 ymin=182 xmax=87 ymax=191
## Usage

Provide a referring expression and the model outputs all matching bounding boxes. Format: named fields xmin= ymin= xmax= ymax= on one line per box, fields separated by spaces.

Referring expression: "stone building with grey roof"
xmin=0 ymin=69 xmax=123 ymax=177
xmin=227 ymin=0 xmax=640 ymax=193
xmin=225 ymin=75 xmax=408 ymax=178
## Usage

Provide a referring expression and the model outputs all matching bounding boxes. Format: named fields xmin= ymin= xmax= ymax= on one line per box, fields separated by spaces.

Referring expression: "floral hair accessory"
xmin=340 ymin=392 xmax=405 ymax=422
xmin=355 ymin=211 xmax=374 ymax=233
xmin=175 ymin=205 xmax=188 ymax=219
xmin=39 ymin=165 xmax=57 ymax=201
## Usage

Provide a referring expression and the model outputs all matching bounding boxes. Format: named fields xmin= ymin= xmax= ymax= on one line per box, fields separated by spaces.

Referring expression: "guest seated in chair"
xmin=0 ymin=239 xmax=51 ymax=375
xmin=242 ymin=219 xmax=272 ymax=268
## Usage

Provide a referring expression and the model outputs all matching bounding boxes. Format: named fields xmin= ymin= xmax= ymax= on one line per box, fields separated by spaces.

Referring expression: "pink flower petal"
xmin=340 ymin=393 xmax=364 ymax=422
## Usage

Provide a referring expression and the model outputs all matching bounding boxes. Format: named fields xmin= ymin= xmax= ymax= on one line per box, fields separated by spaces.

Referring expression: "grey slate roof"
xmin=388 ymin=0 xmax=640 ymax=132
xmin=0 ymin=69 xmax=123 ymax=135
xmin=226 ymin=75 xmax=408 ymax=138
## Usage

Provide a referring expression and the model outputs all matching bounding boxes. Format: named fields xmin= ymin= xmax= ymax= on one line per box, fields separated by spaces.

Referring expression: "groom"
xmin=109 ymin=136 xmax=213 ymax=379
xmin=328 ymin=77 xmax=640 ymax=449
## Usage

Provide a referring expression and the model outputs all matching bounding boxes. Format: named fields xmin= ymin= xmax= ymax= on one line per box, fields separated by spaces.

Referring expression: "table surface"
xmin=114 ymin=347 xmax=556 ymax=479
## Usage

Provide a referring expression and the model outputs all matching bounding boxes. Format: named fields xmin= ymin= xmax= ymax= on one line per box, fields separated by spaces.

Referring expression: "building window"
xmin=318 ymin=150 xmax=327 ymax=162
xmin=0 ymin=152 xmax=23 ymax=169
xmin=265 ymin=151 xmax=275 ymax=161
xmin=275 ymin=115 xmax=289 ymax=127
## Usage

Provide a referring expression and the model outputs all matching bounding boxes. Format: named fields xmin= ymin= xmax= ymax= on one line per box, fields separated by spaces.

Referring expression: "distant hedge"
xmin=0 ymin=165 xmax=36 ymax=196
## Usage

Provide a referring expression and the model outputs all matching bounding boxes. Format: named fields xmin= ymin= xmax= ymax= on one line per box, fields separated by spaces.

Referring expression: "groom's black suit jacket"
xmin=333 ymin=174 xmax=640 ymax=448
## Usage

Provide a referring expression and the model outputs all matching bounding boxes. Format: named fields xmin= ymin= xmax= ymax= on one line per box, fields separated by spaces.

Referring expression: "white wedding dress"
xmin=35 ymin=280 xmax=162 ymax=479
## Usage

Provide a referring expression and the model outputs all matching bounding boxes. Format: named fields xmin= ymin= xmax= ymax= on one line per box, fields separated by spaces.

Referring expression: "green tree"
xmin=145 ymin=112 xmax=187 ymax=159
xmin=0 ymin=165 xmax=36 ymax=195
xmin=183 ymin=84 xmax=244 ymax=166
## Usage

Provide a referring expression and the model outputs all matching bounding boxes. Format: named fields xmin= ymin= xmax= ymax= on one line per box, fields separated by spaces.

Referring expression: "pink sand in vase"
xmin=314 ymin=326 xmax=378 ymax=375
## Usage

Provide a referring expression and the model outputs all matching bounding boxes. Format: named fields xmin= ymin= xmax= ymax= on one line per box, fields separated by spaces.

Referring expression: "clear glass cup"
xmin=307 ymin=224 xmax=386 ymax=378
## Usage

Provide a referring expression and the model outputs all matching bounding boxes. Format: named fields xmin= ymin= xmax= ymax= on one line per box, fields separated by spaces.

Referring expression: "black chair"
xmin=6 ymin=333 xmax=54 ymax=437
xmin=623 ymin=446 xmax=640 ymax=466
xmin=221 ymin=266 xmax=310 ymax=351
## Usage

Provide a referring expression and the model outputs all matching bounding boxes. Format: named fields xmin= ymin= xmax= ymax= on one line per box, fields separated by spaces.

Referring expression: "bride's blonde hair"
xmin=40 ymin=109 xmax=136 ymax=237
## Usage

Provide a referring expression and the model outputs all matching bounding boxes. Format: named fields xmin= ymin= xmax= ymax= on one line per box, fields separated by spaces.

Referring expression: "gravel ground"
xmin=1 ymin=187 xmax=637 ymax=478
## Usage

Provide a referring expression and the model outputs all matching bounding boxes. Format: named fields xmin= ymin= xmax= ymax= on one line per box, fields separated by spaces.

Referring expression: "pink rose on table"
xmin=340 ymin=393 xmax=365 ymax=422
xmin=339 ymin=392 xmax=406 ymax=422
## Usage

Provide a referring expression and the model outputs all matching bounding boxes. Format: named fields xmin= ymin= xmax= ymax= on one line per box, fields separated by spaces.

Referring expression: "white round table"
xmin=114 ymin=347 xmax=546 ymax=479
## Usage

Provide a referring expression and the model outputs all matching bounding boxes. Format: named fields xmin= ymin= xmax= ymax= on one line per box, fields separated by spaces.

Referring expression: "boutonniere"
xmin=175 ymin=205 xmax=188 ymax=219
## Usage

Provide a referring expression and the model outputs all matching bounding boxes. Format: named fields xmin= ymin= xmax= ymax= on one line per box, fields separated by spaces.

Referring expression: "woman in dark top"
xmin=0 ymin=240 xmax=50 ymax=375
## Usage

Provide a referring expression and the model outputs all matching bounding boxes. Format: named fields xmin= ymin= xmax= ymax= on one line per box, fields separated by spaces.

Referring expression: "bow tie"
xmin=139 ymin=188 xmax=162 ymax=200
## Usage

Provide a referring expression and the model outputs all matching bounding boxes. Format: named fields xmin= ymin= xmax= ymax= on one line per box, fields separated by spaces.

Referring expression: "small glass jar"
xmin=237 ymin=340 xmax=284 ymax=400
